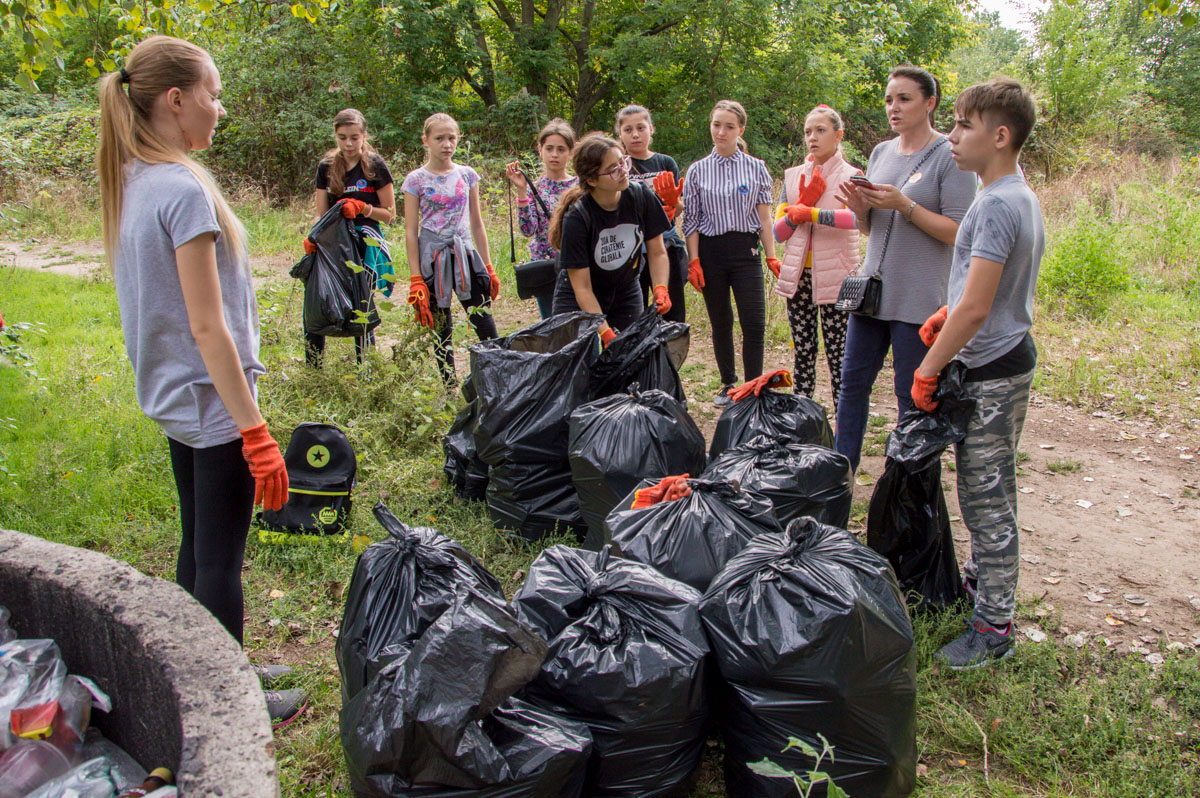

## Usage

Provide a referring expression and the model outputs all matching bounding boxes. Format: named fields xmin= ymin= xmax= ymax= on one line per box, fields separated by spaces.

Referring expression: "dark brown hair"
xmin=537 ymin=117 xmax=576 ymax=151
xmin=548 ymin=134 xmax=624 ymax=249
xmin=319 ymin=108 xmax=380 ymax=195
xmin=888 ymin=65 xmax=940 ymax=123
xmin=954 ymin=77 xmax=1036 ymax=152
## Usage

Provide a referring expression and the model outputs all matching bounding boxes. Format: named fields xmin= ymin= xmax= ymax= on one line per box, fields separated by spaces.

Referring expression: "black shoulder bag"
xmin=509 ymin=170 xmax=559 ymax=300
xmin=834 ymin=137 xmax=948 ymax=316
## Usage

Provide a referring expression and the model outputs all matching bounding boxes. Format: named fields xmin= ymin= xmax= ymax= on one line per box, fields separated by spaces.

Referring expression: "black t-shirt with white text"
xmin=315 ymin=154 xmax=393 ymax=231
xmin=628 ymin=152 xmax=680 ymax=185
xmin=557 ymin=181 xmax=672 ymax=294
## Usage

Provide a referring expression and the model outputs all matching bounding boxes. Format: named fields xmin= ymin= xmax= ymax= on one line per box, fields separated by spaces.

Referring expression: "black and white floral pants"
xmin=785 ymin=267 xmax=849 ymax=409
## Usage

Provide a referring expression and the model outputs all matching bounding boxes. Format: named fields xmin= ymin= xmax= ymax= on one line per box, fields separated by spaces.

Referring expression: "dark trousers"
xmin=638 ymin=236 xmax=688 ymax=324
xmin=552 ymin=269 xmax=644 ymax=332
xmin=834 ymin=314 xmax=929 ymax=473
xmin=305 ymin=329 xmax=373 ymax=367
xmin=533 ymin=288 xmax=555 ymax=320
xmin=698 ymin=231 xmax=765 ymax=385
xmin=430 ymin=272 xmax=498 ymax=383
xmin=167 ymin=437 xmax=253 ymax=645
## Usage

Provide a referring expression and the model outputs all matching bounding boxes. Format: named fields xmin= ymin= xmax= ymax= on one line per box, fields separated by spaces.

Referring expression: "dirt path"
xmin=9 ymin=238 xmax=1199 ymax=658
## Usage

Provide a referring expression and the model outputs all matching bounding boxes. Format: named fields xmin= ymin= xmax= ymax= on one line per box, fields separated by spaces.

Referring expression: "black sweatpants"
xmin=167 ymin=436 xmax=254 ymax=645
xmin=698 ymin=231 xmax=765 ymax=385
xmin=429 ymin=271 xmax=498 ymax=383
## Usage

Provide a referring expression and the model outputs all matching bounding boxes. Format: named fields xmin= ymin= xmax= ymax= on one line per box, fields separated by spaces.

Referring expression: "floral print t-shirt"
xmin=401 ymin=164 xmax=480 ymax=239
xmin=517 ymin=175 xmax=578 ymax=261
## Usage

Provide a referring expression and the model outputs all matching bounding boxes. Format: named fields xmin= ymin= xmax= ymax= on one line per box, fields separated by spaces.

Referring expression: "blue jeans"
xmin=834 ymin=314 xmax=929 ymax=473
xmin=534 ymin=290 xmax=554 ymax=319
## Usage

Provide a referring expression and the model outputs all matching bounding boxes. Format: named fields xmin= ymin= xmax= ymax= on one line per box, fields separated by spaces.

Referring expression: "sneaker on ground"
xmin=265 ymin=688 xmax=308 ymax=730
xmin=713 ymin=384 xmax=736 ymax=407
xmin=252 ymin=663 xmax=293 ymax=687
xmin=934 ymin=620 xmax=1014 ymax=670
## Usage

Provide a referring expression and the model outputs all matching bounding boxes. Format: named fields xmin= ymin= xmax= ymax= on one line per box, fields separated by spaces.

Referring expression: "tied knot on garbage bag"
xmin=728 ymin=368 xmax=793 ymax=402
xmin=630 ymin=474 xmax=692 ymax=509
xmin=588 ymin=310 xmax=690 ymax=403
xmin=710 ymin=377 xmax=832 ymax=460
xmin=291 ymin=200 xmax=381 ymax=338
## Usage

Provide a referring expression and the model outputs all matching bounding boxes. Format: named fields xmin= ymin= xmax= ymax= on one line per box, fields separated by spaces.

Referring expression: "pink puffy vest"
xmin=775 ymin=153 xmax=862 ymax=305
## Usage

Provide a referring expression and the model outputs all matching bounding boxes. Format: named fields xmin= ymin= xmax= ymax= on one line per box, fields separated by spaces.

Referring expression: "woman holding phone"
xmin=833 ymin=65 xmax=976 ymax=473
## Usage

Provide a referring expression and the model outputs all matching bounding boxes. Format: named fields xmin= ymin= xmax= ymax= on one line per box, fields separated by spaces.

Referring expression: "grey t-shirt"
xmin=114 ymin=161 xmax=264 ymax=448
xmin=948 ymin=173 xmax=1044 ymax=368
xmin=862 ymin=136 xmax=977 ymax=324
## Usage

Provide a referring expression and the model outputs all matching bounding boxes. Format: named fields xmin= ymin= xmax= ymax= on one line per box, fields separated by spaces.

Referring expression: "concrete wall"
xmin=0 ymin=529 xmax=279 ymax=797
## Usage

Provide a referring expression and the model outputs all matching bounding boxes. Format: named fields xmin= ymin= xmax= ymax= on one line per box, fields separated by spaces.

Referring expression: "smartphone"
xmin=849 ymin=175 xmax=877 ymax=190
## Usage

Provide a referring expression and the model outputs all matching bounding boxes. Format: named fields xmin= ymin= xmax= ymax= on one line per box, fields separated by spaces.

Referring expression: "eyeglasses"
xmin=601 ymin=155 xmax=632 ymax=180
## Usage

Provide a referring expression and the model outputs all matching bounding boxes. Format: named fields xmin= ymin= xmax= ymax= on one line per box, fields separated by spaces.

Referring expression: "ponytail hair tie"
xmin=119 ymin=67 xmax=130 ymax=84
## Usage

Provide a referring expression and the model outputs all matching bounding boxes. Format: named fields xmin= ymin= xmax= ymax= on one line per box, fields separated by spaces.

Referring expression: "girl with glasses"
xmin=548 ymin=134 xmax=674 ymax=347
xmin=681 ymin=100 xmax=780 ymax=406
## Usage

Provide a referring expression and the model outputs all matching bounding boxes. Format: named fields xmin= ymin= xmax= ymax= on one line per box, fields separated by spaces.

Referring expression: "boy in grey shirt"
xmin=911 ymin=77 xmax=1044 ymax=668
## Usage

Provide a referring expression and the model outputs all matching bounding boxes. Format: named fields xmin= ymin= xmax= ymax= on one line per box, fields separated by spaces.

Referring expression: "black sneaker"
xmin=252 ymin=663 xmax=293 ymax=687
xmin=713 ymin=384 xmax=736 ymax=407
xmin=265 ymin=688 xmax=308 ymax=730
xmin=935 ymin=620 xmax=1014 ymax=670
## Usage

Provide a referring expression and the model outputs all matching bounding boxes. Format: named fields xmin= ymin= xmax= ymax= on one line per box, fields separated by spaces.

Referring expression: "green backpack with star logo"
xmin=258 ymin=422 xmax=356 ymax=542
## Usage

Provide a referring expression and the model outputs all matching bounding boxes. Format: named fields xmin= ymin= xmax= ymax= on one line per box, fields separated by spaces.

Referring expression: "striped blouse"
xmin=681 ymin=148 xmax=773 ymax=237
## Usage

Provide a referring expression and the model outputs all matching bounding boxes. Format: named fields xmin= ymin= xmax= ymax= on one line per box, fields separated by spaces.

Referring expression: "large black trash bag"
xmin=291 ymin=199 xmax=381 ymax=337
xmin=337 ymin=503 xmax=505 ymax=702
xmin=484 ymin=461 xmax=588 ymax=541
xmin=568 ymin=386 xmax=707 ymax=550
xmin=700 ymin=517 xmax=917 ymax=798
xmin=606 ymin=477 xmax=780 ymax=592
xmin=588 ymin=309 xmax=690 ymax=403
xmin=512 ymin=546 xmax=710 ymax=798
xmin=709 ymin=381 xmax=833 ymax=461
xmin=868 ymin=361 xmax=975 ymax=611
xmin=702 ymin=435 xmax=854 ymax=529
xmin=342 ymin=585 xmax=594 ymax=798
xmin=443 ymin=374 xmax=489 ymax=502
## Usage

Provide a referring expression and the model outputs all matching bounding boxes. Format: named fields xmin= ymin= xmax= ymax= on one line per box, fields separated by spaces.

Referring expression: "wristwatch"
xmin=903 ymin=200 xmax=917 ymax=221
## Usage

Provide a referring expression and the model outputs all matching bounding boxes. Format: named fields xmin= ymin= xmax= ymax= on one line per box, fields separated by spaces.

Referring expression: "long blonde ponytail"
xmin=97 ymin=35 xmax=246 ymax=265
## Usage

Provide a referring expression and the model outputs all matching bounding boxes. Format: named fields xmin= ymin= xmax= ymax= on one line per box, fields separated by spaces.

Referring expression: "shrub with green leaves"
xmin=1038 ymin=202 xmax=1129 ymax=318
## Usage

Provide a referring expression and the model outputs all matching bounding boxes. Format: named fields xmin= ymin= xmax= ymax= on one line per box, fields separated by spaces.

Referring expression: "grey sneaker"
xmin=252 ymin=663 xmax=293 ymax=687
xmin=935 ymin=620 xmax=1014 ymax=670
xmin=713 ymin=384 xmax=736 ymax=407
xmin=265 ymin=688 xmax=308 ymax=730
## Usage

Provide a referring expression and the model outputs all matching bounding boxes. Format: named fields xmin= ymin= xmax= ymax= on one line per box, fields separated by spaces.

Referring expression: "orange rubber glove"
xmin=919 ymin=305 xmax=948 ymax=347
xmin=340 ymin=199 xmax=368 ymax=218
xmin=599 ymin=325 xmax=617 ymax=349
xmin=912 ymin=369 xmax=940 ymax=412
xmin=240 ymin=423 xmax=289 ymax=511
xmin=729 ymin=369 xmax=794 ymax=402
xmin=631 ymin=474 xmax=692 ymax=509
xmin=687 ymin=258 xmax=705 ymax=293
xmin=662 ymin=204 xmax=676 ymax=223
xmin=485 ymin=262 xmax=500 ymax=301
xmin=652 ymin=172 xmax=684 ymax=210
xmin=765 ymin=257 xmax=782 ymax=278
xmin=653 ymin=284 xmax=671 ymax=316
xmin=302 ymin=237 xmax=318 ymax=255
xmin=797 ymin=171 xmax=827 ymax=206
xmin=785 ymin=204 xmax=816 ymax=226
xmin=408 ymin=275 xmax=435 ymax=329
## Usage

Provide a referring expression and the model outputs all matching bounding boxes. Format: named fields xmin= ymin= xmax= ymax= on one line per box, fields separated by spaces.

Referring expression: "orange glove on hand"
xmin=631 ymin=474 xmax=692 ymax=509
xmin=797 ymin=171 xmax=827 ymax=206
xmin=240 ymin=423 xmax=289 ymax=511
xmin=302 ymin=237 xmax=318 ymax=255
xmin=599 ymin=325 xmax=617 ymax=349
xmin=765 ymin=257 xmax=782 ymax=278
xmin=408 ymin=275 xmax=435 ymax=329
xmin=687 ymin=258 xmax=705 ymax=293
xmin=485 ymin=262 xmax=500 ymax=301
xmin=662 ymin=204 xmax=676 ymax=223
xmin=729 ymin=369 xmax=794 ymax=402
xmin=653 ymin=284 xmax=671 ymax=316
xmin=652 ymin=172 xmax=684 ymax=210
xmin=919 ymin=305 xmax=948 ymax=346
xmin=340 ymin=199 xmax=368 ymax=218
xmin=912 ymin=369 xmax=940 ymax=412
xmin=785 ymin=204 xmax=816 ymax=226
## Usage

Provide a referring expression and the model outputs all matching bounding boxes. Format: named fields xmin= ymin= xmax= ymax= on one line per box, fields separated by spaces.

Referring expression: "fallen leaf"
xmin=1020 ymin=524 xmax=1036 ymax=533
xmin=916 ymin=764 xmax=929 ymax=778
xmin=1021 ymin=554 xmax=1042 ymax=564
xmin=1075 ymin=499 xmax=1094 ymax=509
xmin=1023 ymin=627 xmax=1047 ymax=642
xmin=269 ymin=589 xmax=285 ymax=599
xmin=1117 ymin=506 xmax=1132 ymax=517
xmin=1065 ymin=633 xmax=1085 ymax=649
xmin=1105 ymin=614 xmax=1124 ymax=626
xmin=1086 ymin=592 xmax=1104 ymax=603
xmin=1125 ymin=594 xmax=1149 ymax=606
xmin=1039 ymin=443 xmax=1056 ymax=450
xmin=1018 ymin=486 xmax=1034 ymax=494
xmin=1146 ymin=652 xmax=1165 ymax=665
xmin=1042 ymin=577 xmax=1061 ymax=585
xmin=855 ymin=474 xmax=874 ymax=486
xmin=948 ymin=758 xmax=968 ymax=768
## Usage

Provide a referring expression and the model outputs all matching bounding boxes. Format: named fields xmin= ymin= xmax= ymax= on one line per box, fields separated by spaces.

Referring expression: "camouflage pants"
xmin=956 ymin=367 xmax=1035 ymax=627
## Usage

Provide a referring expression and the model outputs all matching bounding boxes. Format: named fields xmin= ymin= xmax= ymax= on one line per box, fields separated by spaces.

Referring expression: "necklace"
xmin=900 ymin=128 xmax=937 ymax=156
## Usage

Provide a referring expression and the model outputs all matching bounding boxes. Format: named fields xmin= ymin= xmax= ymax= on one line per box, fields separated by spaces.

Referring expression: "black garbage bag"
xmin=867 ymin=361 xmax=975 ymax=611
xmin=568 ymin=387 xmax=707 ymax=550
xmin=337 ymin=503 xmax=505 ymax=702
xmin=588 ymin=309 xmax=690 ymax=403
xmin=484 ymin=461 xmax=586 ymax=541
xmin=443 ymin=374 xmax=489 ymax=502
xmin=291 ymin=199 xmax=381 ymax=338
xmin=342 ymin=584 xmax=593 ymax=798
xmin=606 ymin=477 xmax=781 ymax=592
xmin=709 ymin=379 xmax=833 ymax=461
xmin=702 ymin=435 xmax=854 ymax=529
xmin=700 ymin=517 xmax=917 ymax=798
xmin=512 ymin=546 xmax=710 ymax=798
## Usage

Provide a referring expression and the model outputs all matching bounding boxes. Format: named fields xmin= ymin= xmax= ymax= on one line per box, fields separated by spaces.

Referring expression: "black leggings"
xmin=429 ymin=272 xmax=498 ymax=383
xmin=304 ymin=329 xmax=374 ymax=367
xmin=167 ymin=437 xmax=254 ymax=645
xmin=699 ymin=231 xmax=766 ymax=385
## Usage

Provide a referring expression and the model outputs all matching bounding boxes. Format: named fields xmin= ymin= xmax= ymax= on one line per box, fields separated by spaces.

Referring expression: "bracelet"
xmin=517 ymin=197 xmax=531 ymax=206
xmin=903 ymin=200 xmax=917 ymax=221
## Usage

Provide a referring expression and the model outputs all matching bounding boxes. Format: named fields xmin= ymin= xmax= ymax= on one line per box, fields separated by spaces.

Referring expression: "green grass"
xmin=1046 ymin=458 xmax=1082 ymax=474
xmin=3 ymin=266 xmax=1198 ymax=797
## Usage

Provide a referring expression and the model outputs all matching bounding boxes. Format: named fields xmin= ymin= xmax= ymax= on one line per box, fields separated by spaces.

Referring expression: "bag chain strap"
xmin=865 ymin=136 xmax=948 ymax=280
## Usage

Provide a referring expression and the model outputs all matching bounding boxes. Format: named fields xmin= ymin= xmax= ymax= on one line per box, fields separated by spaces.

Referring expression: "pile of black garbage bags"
xmin=347 ymin=346 xmax=934 ymax=796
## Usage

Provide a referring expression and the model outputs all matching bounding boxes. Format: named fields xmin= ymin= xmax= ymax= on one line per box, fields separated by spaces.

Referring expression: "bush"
xmin=1038 ymin=201 xmax=1129 ymax=318
xmin=0 ymin=108 xmax=99 ymax=195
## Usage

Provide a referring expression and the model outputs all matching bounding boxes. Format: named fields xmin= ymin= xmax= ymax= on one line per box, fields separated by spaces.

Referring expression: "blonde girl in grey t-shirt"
xmin=98 ymin=36 xmax=304 ymax=727
xmin=832 ymin=65 xmax=977 ymax=473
